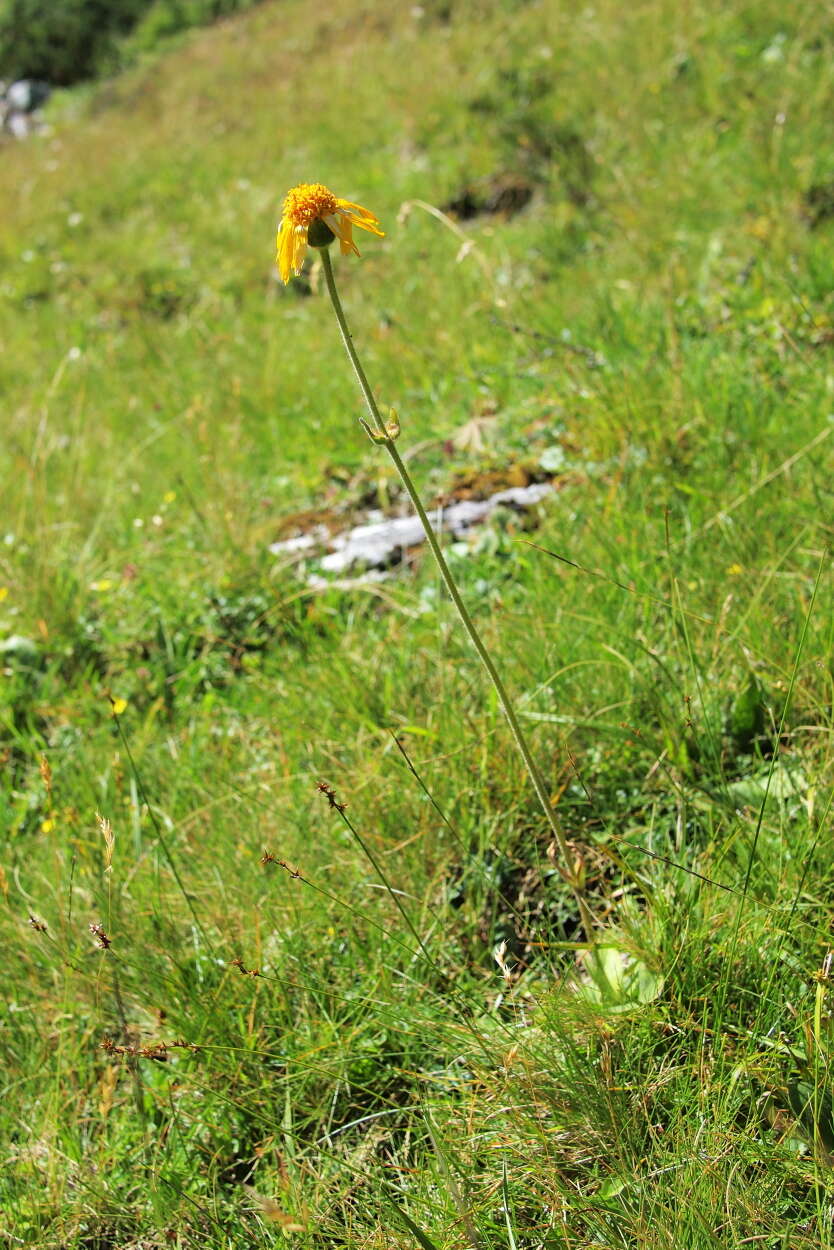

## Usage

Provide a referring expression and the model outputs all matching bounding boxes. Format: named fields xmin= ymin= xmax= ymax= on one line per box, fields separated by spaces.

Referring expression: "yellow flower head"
xmin=276 ymin=182 xmax=384 ymax=283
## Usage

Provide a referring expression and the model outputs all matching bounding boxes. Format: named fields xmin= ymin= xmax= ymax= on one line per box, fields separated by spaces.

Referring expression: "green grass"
xmin=2 ymin=0 xmax=834 ymax=1245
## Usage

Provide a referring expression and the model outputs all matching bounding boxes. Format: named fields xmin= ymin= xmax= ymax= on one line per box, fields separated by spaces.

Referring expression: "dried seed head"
xmin=89 ymin=922 xmax=112 ymax=949
xmin=97 ymin=812 xmax=115 ymax=871
xmin=316 ymin=780 xmax=347 ymax=813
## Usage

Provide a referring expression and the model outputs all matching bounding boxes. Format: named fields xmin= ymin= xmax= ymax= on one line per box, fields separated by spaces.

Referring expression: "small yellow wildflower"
xmin=276 ymin=182 xmax=383 ymax=283
xmin=41 ymin=818 xmax=55 ymax=834
xmin=110 ymin=697 xmax=128 ymax=717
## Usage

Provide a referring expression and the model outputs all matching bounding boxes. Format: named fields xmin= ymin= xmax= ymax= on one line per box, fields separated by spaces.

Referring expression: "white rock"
xmin=270 ymin=481 xmax=553 ymax=580
xmin=7 ymin=79 xmax=50 ymax=112
xmin=6 ymin=112 xmax=32 ymax=139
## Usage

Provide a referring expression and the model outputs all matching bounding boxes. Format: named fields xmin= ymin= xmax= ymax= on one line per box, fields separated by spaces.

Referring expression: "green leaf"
xmin=726 ymin=762 xmax=808 ymax=807
xmin=574 ymin=943 xmax=664 ymax=1013
xmin=729 ymin=673 xmax=767 ymax=750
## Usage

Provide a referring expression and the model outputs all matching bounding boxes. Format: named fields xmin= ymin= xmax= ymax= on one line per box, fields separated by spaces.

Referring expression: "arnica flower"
xmin=276 ymin=182 xmax=384 ymax=284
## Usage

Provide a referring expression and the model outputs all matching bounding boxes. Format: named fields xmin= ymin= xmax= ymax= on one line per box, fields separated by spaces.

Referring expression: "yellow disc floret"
xmin=282 ymin=183 xmax=339 ymax=227
xmin=276 ymin=181 xmax=384 ymax=284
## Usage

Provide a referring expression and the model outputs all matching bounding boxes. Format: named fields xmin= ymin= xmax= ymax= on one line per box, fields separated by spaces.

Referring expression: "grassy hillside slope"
xmin=1 ymin=1 xmax=834 ymax=1245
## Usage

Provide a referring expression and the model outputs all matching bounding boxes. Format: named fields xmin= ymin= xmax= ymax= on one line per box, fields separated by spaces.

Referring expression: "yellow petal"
xmin=336 ymin=199 xmax=385 ymax=237
xmin=339 ymin=217 xmax=357 ymax=256
xmin=337 ymin=198 xmax=380 ymax=223
xmin=277 ymin=220 xmax=305 ymax=283
xmin=290 ymin=225 xmax=308 ymax=275
xmin=276 ymin=220 xmax=292 ymax=283
xmin=326 ymin=212 xmax=359 ymax=257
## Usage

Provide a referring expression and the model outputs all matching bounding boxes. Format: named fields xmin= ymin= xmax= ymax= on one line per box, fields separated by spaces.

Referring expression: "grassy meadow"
xmin=2 ymin=0 xmax=834 ymax=1245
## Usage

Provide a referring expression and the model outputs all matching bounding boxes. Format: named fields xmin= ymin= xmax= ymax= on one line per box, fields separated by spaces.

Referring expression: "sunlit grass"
xmin=1 ymin=0 xmax=834 ymax=1245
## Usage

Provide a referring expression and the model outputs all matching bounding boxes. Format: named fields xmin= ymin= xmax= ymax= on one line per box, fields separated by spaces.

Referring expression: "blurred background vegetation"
xmin=0 ymin=0 xmax=261 ymax=83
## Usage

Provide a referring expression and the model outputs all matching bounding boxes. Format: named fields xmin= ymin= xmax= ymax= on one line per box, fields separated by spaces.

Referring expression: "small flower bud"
xmin=307 ymin=218 xmax=336 ymax=248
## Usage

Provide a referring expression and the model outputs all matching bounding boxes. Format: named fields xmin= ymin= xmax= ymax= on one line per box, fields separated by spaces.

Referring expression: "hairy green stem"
xmin=319 ymin=247 xmax=592 ymax=939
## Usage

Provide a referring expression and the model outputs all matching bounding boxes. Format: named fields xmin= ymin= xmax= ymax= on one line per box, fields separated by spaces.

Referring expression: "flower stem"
xmin=319 ymin=249 xmax=386 ymax=436
xmin=319 ymin=248 xmax=592 ymax=939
